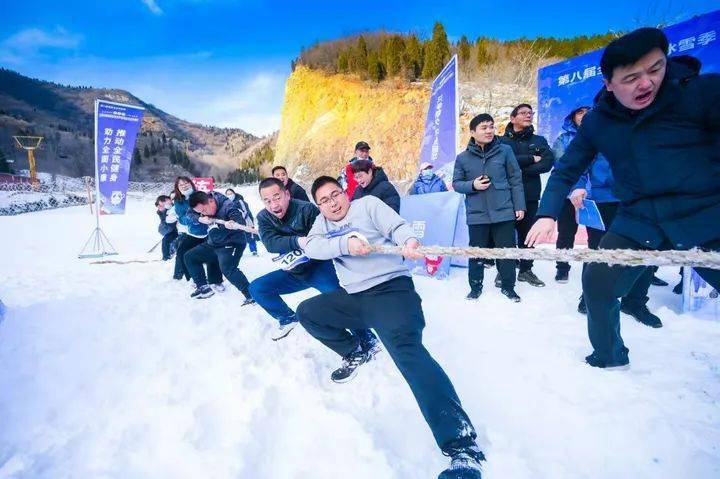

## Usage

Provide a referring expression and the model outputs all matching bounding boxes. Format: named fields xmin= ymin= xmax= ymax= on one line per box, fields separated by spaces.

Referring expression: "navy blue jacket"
xmin=157 ymin=210 xmax=178 ymax=236
xmin=257 ymin=199 xmax=327 ymax=276
xmin=351 ymin=167 xmax=401 ymax=213
xmin=205 ymin=192 xmax=248 ymax=248
xmin=501 ymin=124 xmax=554 ymax=201
xmin=286 ymin=179 xmax=310 ymax=202
xmin=538 ymin=56 xmax=720 ymax=249
xmin=552 ymin=109 xmax=616 ymax=203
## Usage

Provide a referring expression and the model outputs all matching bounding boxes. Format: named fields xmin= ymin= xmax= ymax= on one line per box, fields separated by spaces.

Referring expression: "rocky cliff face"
xmin=275 ymin=66 xmax=536 ymax=184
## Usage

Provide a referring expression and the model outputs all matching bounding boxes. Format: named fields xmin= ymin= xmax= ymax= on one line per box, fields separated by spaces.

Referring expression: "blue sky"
xmin=1 ymin=0 xmax=717 ymax=136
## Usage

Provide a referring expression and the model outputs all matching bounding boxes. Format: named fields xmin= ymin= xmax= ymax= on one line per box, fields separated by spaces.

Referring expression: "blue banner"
xmin=400 ymin=191 xmax=465 ymax=279
xmin=419 ymin=55 xmax=458 ymax=176
xmin=95 ymin=100 xmax=144 ymax=215
xmin=538 ymin=9 xmax=720 ymax=143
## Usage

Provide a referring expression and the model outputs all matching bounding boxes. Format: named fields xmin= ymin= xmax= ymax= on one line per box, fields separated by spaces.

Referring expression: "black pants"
xmin=556 ymin=199 xmax=578 ymax=273
xmin=583 ymin=232 xmax=720 ymax=364
xmin=515 ymin=200 xmax=538 ymax=273
xmin=468 ymin=220 xmax=516 ymax=290
xmin=161 ymin=230 xmax=178 ymax=260
xmin=173 ymin=234 xmax=221 ymax=283
xmin=185 ymin=242 xmax=249 ymax=294
xmin=585 ymin=202 xmax=652 ymax=308
xmin=297 ymin=276 xmax=477 ymax=453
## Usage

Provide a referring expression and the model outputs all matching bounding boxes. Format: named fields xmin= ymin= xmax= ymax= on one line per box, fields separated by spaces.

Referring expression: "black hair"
xmin=350 ymin=159 xmax=375 ymax=174
xmin=155 ymin=194 xmax=171 ymax=206
xmin=271 ymin=165 xmax=288 ymax=175
xmin=469 ymin=113 xmax=494 ymax=131
xmin=258 ymin=177 xmax=286 ymax=192
xmin=225 ymin=188 xmax=236 ymax=195
xmin=188 ymin=191 xmax=210 ymax=208
xmin=601 ymin=27 xmax=669 ymax=80
xmin=311 ymin=176 xmax=342 ymax=201
xmin=510 ymin=104 xmax=533 ymax=117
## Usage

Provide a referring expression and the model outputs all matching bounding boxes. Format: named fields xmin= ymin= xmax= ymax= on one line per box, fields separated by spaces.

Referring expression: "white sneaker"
xmin=271 ymin=321 xmax=297 ymax=341
xmin=211 ymin=283 xmax=226 ymax=293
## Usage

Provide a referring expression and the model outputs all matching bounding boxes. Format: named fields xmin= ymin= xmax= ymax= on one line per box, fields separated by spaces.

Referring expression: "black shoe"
xmin=517 ymin=270 xmax=545 ymax=287
xmin=501 ymin=288 xmax=521 ymax=302
xmin=672 ymin=280 xmax=683 ymax=295
xmin=241 ymin=296 xmax=256 ymax=307
xmin=494 ymin=276 xmax=502 ymax=288
xmin=331 ymin=348 xmax=370 ymax=383
xmin=585 ymin=352 xmax=630 ymax=370
xmin=466 ymin=288 xmax=482 ymax=300
xmin=578 ymin=296 xmax=587 ymax=315
xmin=620 ymin=303 xmax=662 ymax=328
xmin=650 ymin=275 xmax=668 ymax=287
xmin=190 ymin=285 xmax=214 ymax=299
xmin=439 ymin=443 xmax=485 ymax=479
xmin=555 ymin=270 xmax=569 ymax=283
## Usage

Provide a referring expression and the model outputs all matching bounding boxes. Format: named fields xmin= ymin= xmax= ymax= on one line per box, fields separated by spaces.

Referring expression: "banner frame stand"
xmin=78 ymin=99 xmax=143 ymax=259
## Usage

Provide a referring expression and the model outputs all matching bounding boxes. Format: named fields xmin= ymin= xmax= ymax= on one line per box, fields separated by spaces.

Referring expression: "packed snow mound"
xmin=0 ymin=188 xmax=719 ymax=479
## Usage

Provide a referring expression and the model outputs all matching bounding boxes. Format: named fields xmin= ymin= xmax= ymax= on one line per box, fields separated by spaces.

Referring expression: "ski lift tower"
xmin=12 ymin=135 xmax=44 ymax=185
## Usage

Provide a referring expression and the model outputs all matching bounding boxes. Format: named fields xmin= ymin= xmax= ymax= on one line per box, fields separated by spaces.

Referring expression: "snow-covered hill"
xmin=0 ymin=188 xmax=718 ymax=479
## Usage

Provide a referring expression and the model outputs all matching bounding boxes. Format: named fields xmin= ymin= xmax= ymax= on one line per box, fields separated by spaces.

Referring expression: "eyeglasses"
xmin=317 ymin=190 xmax=344 ymax=207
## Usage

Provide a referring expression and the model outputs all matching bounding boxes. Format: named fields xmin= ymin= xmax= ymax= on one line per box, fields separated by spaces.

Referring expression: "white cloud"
xmin=0 ymin=26 xmax=82 ymax=64
xmin=141 ymin=0 xmax=164 ymax=15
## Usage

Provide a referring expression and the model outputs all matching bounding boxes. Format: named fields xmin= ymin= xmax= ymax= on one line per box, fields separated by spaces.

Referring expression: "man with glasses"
xmin=249 ymin=177 xmax=380 ymax=352
xmin=297 ymin=176 xmax=485 ymax=479
xmin=500 ymin=103 xmax=555 ymax=288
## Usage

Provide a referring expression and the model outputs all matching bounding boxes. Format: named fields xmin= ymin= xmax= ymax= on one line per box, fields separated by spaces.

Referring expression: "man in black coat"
xmin=249 ymin=178 xmax=380 ymax=350
xmin=272 ymin=165 xmax=310 ymax=202
xmin=501 ymin=103 xmax=555 ymax=287
xmin=185 ymin=191 xmax=254 ymax=304
xmin=349 ymin=160 xmax=401 ymax=213
xmin=527 ymin=28 xmax=720 ymax=369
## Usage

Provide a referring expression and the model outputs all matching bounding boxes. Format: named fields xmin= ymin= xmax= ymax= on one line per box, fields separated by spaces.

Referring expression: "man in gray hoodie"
xmin=296 ymin=176 xmax=485 ymax=479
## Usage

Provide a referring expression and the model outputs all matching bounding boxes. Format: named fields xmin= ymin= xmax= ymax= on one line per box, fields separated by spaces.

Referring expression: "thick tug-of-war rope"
xmin=368 ymin=245 xmax=720 ymax=269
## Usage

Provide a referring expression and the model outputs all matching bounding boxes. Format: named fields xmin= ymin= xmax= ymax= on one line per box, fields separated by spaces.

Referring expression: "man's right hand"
xmin=348 ymin=236 xmax=372 ymax=256
xmin=472 ymin=176 xmax=491 ymax=191
xmin=569 ymin=188 xmax=587 ymax=209
xmin=525 ymin=217 xmax=556 ymax=247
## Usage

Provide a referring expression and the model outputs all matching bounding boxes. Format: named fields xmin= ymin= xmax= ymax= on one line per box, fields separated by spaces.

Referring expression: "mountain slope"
xmin=0 ymin=68 xmax=262 ymax=181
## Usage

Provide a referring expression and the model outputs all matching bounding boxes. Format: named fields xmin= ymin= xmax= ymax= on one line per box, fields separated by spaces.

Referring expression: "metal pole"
xmin=93 ymin=100 xmax=101 ymax=235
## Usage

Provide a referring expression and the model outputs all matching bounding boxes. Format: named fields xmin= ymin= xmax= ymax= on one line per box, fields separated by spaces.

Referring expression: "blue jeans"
xmin=249 ymin=260 xmax=340 ymax=323
xmin=246 ymin=233 xmax=258 ymax=254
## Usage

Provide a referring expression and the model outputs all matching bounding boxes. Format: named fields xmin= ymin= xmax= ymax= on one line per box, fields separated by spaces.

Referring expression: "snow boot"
xmin=439 ymin=444 xmax=485 ymax=479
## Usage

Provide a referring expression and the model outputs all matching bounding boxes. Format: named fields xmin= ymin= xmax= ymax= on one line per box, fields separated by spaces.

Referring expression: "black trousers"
xmin=585 ymin=203 xmax=652 ymax=308
xmin=583 ymin=232 xmax=720 ymax=364
xmin=173 ymin=234 xmax=221 ymax=283
xmin=185 ymin=242 xmax=246 ymax=292
xmin=515 ymin=200 xmax=538 ymax=273
xmin=556 ymin=199 xmax=578 ymax=273
xmin=161 ymin=230 xmax=178 ymax=260
xmin=297 ymin=276 xmax=477 ymax=453
xmin=468 ymin=220 xmax=516 ymax=290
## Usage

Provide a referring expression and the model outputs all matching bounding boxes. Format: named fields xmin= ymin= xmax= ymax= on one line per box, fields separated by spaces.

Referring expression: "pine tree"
xmin=422 ymin=21 xmax=451 ymax=79
xmin=337 ymin=50 xmax=349 ymax=73
xmin=402 ymin=34 xmax=423 ymax=80
xmin=143 ymin=144 xmax=150 ymax=158
xmin=161 ymin=131 xmax=167 ymax=147
xmin=476 ymin=37 xmax=495 ymax=68
xmin=381 ymin=35 xmax=405 ymax=77
xmin=458 ymin=35 xmax=471 ymax=64
xmin=355 ymin=36 xmax=369 ymax=74
xmin=134 ymin=148 xmax=142 ymax=165
xmin=367 ymin=52 xmax=385 ymax=82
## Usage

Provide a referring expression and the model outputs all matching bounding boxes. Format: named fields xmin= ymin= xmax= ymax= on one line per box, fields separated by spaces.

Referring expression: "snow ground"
xmin=1 ymin=187 xmax=719 ymax=479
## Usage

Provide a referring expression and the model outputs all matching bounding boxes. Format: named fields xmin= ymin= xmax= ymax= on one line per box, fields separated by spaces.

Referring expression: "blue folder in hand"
xmin=577 ymin=199 xmax=605 ymax=231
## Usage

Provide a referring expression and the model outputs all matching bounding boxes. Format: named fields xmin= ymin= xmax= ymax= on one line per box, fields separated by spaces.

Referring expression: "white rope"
xmin=369 ymin=245 xmax=720 ymax=269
